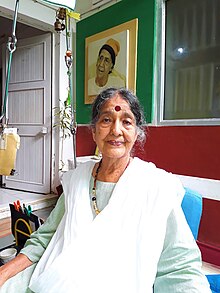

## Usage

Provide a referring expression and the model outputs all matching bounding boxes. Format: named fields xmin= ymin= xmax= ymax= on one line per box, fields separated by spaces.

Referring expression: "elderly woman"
xmin=0 ymin=88 xmax=211 ymax=292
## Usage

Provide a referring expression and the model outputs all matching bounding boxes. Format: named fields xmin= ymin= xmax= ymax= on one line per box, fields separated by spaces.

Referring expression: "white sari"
xmin=29 ymin=157 xmax=184 ymax=293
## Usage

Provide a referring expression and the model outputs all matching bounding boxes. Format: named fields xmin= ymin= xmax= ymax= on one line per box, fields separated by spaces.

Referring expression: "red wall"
xmin=197 ymin=198 xmax=220 ymax=266
xmin=199 ymin=198 xmax=220 ymax=247
xmin=76 ymin=125 xmax=220 ymax=180
xmin=76 ymin=125 xmax=96 ymax=156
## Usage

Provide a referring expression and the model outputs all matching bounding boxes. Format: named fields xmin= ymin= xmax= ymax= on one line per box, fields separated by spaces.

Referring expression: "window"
xmin=157 ymin=0 xmax=220 ymax=123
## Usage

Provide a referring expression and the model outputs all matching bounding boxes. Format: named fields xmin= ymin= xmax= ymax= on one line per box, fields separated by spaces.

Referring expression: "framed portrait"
xmin=84 ymin=18 xmax=138 ymax=104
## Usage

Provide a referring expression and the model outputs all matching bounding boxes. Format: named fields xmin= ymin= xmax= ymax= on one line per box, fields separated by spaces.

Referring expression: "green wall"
xmin=76 ymin=0 xmax=155 ymax=124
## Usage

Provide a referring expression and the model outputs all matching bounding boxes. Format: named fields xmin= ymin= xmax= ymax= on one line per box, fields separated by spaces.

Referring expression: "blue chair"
xmin=181 ymin=187 xmax=220 ymax=293
xmin=181 ymin=187 xmax=202 ymax=240
xmin=206 ymin=274 xmax=220 ymax=293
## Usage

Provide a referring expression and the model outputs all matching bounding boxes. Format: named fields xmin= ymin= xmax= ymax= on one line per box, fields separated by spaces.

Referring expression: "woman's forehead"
xmin=99 ymin=96 xmax=134 ymax=117
xmin=102 ymin=96 xmax=130 ymax=110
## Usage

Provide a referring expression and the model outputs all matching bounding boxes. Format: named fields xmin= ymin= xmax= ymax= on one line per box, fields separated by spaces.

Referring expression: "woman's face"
xmin=96 ymin=49 xmax=113 ymax=80
xmin=92 ymin=95 xmax=138 ymax=160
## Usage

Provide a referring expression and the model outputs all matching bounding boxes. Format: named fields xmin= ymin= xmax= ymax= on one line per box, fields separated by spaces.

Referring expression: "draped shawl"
xmin=29 ymin=157 xmax=184 ymax=293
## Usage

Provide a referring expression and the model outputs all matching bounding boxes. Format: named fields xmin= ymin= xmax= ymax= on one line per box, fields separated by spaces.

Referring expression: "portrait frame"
xmin=84 ymin=18 xmax=138 ymax=104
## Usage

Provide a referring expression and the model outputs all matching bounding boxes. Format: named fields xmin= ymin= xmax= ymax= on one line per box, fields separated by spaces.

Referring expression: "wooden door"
xmin=2 ymin=33 xmax=52 ymax=193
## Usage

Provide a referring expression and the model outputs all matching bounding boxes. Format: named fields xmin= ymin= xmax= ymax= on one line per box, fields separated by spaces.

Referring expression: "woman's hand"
xmin=0 ymin=253 xmax=32 ymax=287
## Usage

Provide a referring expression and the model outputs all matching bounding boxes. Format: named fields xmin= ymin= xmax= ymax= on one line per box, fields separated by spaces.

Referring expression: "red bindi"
xmin=115 ymin=105 xmax=121 ymax=112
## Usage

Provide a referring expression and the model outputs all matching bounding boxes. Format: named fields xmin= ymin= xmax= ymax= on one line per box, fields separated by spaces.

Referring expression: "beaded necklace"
xmin=91 ymin=158 xmax=131 ymax=215
xmin=91 ymin=159 xmax=102 ymax=215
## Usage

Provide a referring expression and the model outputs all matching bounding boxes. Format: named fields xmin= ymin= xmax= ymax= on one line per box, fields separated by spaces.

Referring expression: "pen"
xmin=23 ymin=204 xmax=32 ymax=216
xmin=27 ymin=205 xmax=32 ymax=216
xmin=14 ymin=200 xmax=21 ymax=212
xmin=23 ymin=203 xmax=30 ymax=216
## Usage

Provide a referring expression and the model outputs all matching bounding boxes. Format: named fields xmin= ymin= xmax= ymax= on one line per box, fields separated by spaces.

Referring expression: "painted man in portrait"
xmin=88 ymin=38 xmax=126 ymax=96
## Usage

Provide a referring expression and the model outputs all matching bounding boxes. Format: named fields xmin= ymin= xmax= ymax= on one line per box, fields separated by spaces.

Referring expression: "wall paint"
xmin=197 ymin=198 xmax=220 ymax=266
xmin=199 ymin=198 xmax=220 ymax=247
xmin=75 ymin=0 xmax=121 ymax=17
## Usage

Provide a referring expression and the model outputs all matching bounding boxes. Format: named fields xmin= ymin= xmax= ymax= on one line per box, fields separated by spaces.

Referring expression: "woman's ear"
xmin=91 ymin=127 xmax=96 ymax=142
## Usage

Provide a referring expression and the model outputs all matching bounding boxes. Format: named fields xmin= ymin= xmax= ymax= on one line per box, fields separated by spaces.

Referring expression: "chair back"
xmin=181 ymin=188 xmax=202 ymax=240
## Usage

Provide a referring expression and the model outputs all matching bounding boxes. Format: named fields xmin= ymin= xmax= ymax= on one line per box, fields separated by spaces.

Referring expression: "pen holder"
xmin=9 ymin=204 xmax=42 ymax=250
